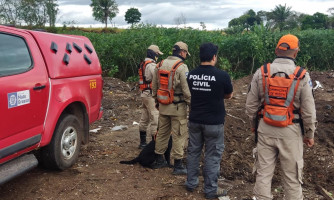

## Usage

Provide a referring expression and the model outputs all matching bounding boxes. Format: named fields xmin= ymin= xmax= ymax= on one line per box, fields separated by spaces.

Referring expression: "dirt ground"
xmin=0 ymin=71 xmax=333 ymax=200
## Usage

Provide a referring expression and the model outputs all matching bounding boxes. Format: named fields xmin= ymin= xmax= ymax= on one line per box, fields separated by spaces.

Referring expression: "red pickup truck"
xmin=0 ymin=25 xmax=103 ymax=184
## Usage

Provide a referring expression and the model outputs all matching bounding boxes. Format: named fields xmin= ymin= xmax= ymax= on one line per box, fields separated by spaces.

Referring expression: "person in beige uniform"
xmin=138 ymin=45 xmax=163 ymax=149
xmin=246 ymin=34 xmax=317 ymax=200
xmin=151 ymin=41 xmax=191 ymax=175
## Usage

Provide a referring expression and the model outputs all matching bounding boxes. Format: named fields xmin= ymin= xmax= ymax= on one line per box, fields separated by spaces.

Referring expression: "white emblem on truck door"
xmin=8 ymin=90 xmax=30 ymax=108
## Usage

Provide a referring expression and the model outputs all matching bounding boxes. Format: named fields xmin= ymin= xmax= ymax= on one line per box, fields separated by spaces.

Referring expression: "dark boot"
xmin=151 ymin=135 xmax=155 ymax=141
xmin=151 ymin=154 xmax=168 ymax=169
xmin=172 ymin=159 xmax=187 ymax=175
xmin=205 ymin=187 xmax=228 ymax=199
xmin=138 ymin=131 xmax=147 ymax=149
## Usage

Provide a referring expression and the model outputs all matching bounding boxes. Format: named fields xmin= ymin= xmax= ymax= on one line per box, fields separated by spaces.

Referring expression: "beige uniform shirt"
xmin=141 ymin=58 xmax=157 ymax=98
xmin=152 ymin=56 xmax=191 ymax=116
xmin=246 ymin=58 xmax=317 ymax=139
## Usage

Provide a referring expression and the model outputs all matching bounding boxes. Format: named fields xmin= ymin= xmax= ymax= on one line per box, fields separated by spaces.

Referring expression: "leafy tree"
xmin=328 ymin=8 xmax=334 ymax=16
xmin=246 ymin=10 xmax=259 ymax=27
xmin=257 ymin=10 xmax=268 ymax=22
xmin=62 ymin=20 xmax=77 ymax=28
xmin=200 ymin=21 xmax=206 ymax=30
xmin=125 ymin=7 xmax=141 ymax=26
xmin=228 ymin=9 xmax=262 ymax=31
xmin=19 ymin=0 xmax=49 ymax=27
xmin=174 ymin=13 xmax=187 ymax=27
xmin=284 ymin=12 xmax=302 ymax=30
xmin=302 ymin=15 xmax=315 ymax=30
xmin=302 ymin=12 xmax=328 ymax=30
xmin=18 ymin=0 xmax=38 ymax=26
xmin=0 ymin=0 xmax=22 ymax=25
xmin=312 ymin=12 xmax=329 ymax=29
xmin=90 ymin=0 xmax=119 ymax=28
xmin=295 ymin=13 xmax=309 ymax=27
xmin=328 ymin=8 xmax=334 ymax=28
xmin=0 ymin=0 xmax=58 ymax=27
xmin=45 ymin=0 xmax=58 ymax=27
xmin=228 ymin=17 xmax=242 ymax=28
xmin=267 ymin=4 xmax=292 ymax=31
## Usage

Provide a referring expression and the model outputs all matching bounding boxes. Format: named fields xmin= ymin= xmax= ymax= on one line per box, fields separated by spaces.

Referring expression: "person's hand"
xmin=303 ymin=137 xmax=314 ymax=147
xmin=251 ymin=128 xmax=255 ymax=133
xmin=154 ymin=99 xmax=159 ymax=110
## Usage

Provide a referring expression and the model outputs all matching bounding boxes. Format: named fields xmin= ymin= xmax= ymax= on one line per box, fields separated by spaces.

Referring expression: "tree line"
xmin=0 ymin=0 xmax=58 ymax=27
xmin=227 ymin=4 xmax=334 ymax=33
xmin=0 ymin=0 xmax=140 ymax=28
xmin=1 ymin=1 xmax=332 ymax=31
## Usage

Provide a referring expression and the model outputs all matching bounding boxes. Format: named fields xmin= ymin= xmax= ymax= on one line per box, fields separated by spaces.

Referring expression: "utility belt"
xmin=255 ymin=108 xmax=304 ymax=144
xmin=257 ymin=109 xmax=304 ymax=131
xmin=258 ymin=109 xmax=301 ymax=121
xmin=173 ymin=93 xmax=185 ymax=104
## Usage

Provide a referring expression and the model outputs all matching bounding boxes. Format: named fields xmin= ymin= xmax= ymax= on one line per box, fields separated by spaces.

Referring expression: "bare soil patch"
xmin=0 ymin=72 xmax=333 ymax=200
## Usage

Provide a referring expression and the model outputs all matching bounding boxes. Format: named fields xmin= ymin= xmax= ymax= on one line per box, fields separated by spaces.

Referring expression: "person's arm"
xmin=224 ymin=93 xmax=233 ymax=99
xmin=179 ymin=64 xmax=191 ymax=106
xmin=300 ymin=72 xmax=317 ymax=147
xmin=223 ymin=72 xmax=233 ymax=99
xmin=145 ymin=62 xmax=156 ymax=83
xmin=245 ymin=69 xmax=262 ymax=131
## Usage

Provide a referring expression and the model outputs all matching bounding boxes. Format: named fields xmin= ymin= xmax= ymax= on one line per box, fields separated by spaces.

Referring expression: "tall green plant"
xmin=60 ymin=27 xmax=334 ymax=80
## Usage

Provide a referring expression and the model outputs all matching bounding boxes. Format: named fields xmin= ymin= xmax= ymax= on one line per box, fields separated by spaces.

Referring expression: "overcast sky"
xmin=57 ymin=0 xmax=333 ymax=30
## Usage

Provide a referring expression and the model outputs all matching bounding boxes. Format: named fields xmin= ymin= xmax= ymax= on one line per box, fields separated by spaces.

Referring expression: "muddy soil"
xmin=0 ymin=71 xmax=333 ymax=200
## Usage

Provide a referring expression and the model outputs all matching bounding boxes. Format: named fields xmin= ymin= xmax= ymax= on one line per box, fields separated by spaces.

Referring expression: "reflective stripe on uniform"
xmin=157 ymin=95 xmax=168 ymax=100
xmin=168 ymin=71 xmax=175 ymax=90
xmin=263 ymin=64 xmax=270 ymax=105
xmin=264 ymin=78 xmax=270 ymax=104
xmin=284 ymin=79 xmax=297 ymax=107
xmin=265 ymin=112 xmax=287 ymax=121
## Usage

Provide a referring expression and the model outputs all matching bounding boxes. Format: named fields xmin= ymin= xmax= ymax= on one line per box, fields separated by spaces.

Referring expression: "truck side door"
xmin=0 ymin=28 xmax=49 ymax=161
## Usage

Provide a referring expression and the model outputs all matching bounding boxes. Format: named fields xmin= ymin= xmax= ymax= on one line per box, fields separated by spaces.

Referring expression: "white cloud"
xmin=57 ymin=5 xmax=95 ymax=24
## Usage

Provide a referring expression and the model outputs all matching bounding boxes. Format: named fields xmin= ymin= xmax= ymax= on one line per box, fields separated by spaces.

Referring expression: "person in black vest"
xmin=185 ymin=42 xmax=233 ymax=199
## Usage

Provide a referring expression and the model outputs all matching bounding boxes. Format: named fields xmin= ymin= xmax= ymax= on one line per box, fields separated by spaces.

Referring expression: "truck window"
xmin=0 ymin=33 xmax=32 ymax=77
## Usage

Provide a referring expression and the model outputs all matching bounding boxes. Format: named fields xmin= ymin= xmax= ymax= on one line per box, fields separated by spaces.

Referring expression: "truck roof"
xmin=25 ymin=28 xmax=101 ymax=79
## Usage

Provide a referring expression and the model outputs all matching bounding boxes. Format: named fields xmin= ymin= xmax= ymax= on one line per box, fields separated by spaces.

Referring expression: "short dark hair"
xmin=200 ymin=43 xmax=218 ymax=62
xmin=172 ymin=45 xmax=182 ymax=56
xmin=146 ymin=49 xmax=157 ymax=60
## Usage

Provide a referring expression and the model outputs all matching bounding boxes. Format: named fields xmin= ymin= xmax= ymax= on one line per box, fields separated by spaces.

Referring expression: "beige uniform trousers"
xmin=254 ymin=133 xmax=304 ymax=200
xmin=155 ymin=114 xmax=188 ymax=160
xmin=139 ymin=95 xmax=159 ymax=136
xmin=152 ymin=56 xmax=190 ymax=160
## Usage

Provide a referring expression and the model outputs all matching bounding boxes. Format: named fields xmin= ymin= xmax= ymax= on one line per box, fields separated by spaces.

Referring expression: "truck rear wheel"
xmin=41 ymin=114 xmax=82 ymax=170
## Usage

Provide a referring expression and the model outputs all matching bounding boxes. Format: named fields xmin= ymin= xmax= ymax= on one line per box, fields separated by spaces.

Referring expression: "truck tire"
xmin=41 ymin=114 xmax=82 ymax=170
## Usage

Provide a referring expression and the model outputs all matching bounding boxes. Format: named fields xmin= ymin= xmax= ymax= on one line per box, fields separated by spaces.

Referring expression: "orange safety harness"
xmin=138 ymin=60 xmax=154 ymax=91
xmin=259 ymin=63 xmax=306 ymax=127
xmin=156 ymin=60 xmax=184 ymax=105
